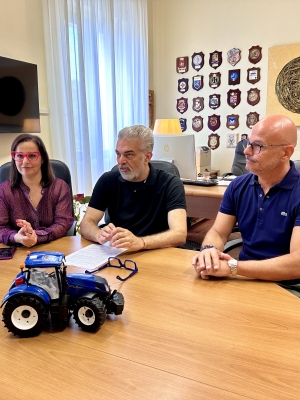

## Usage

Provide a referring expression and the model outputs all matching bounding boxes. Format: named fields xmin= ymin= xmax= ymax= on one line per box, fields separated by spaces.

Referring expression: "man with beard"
xmin=192 ymin=115 xmax=300 ymax=296
xmin=80 ymin=125 xmax=187 ymax=251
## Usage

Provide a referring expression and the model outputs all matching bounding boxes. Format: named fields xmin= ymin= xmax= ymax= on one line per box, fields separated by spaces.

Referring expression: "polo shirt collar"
xmin=250 ymin=160 xmax=299 ymax=189
xmin=117 ymin=163 xmax=156 ymax=186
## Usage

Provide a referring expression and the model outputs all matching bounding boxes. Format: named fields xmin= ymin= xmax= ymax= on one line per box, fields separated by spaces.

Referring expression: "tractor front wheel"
xmin=2 ymin=295 xmax=48 ymax=337
xmin=72 ymin=297 xmax=107 ymax=332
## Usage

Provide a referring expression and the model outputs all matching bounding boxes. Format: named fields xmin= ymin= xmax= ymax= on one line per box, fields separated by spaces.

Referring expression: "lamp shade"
xmin=153 ymin=119 xmax=182 ymax=134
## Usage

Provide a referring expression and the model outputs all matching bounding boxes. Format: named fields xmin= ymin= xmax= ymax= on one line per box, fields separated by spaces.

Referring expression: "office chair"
xmin=0 ymin=160 xmax=76 ymax=236
xmin=110 ymin=160 xmax=180 ymax=177
xmin=294 ymin=160 xmax=300 ymax=171
xmin=231 ymin=140 xmax=250 ymax=176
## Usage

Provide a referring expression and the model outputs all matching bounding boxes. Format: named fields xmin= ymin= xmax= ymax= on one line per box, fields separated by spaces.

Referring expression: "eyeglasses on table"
xmin=85 ymin=256 xmax=138 ymax=281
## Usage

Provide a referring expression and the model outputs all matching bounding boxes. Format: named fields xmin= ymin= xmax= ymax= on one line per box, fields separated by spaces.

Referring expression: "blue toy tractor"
xmin=1 ymin=251 xmax=124 ymax=337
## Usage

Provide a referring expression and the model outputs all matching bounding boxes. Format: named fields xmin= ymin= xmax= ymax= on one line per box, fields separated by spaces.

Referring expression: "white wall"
xmin=148 ymin=0 xmax=300 ymax=174
xmin=0 ymin=0 xmax=50 ymax=166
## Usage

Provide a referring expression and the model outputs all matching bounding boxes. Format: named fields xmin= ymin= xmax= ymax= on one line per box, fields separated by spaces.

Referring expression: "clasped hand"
xmin=97 ymin=223 xmax=144 ymax=251
xmin=14 ymin=219 xmax=37 ymax=248
xmin=192 ymin=247 xmax=233 ymax=279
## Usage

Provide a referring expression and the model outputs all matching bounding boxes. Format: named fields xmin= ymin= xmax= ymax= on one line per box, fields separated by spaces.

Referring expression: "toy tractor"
xmin=1 ymin=251 xmax=124 ymax=337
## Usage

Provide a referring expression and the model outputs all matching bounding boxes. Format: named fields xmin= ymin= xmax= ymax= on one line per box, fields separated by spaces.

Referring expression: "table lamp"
xmin=153 ymin=118 xmax=182 ymax=134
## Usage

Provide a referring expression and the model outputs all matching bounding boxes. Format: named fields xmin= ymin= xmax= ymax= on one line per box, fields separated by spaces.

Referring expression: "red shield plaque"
xmin=228 ymin=69 xmax=240 ymax=85
xmin=192 ymin=52 xmax=204 ymax=71
xmin=246 ymin=112 xmax=259 ymax=129
xmin=179 ymin=118 xmax=187 ymax=132
xmin=176 ymin=56 xmax=189 ymax=73
xmin=227 ymin=89 xmax=241 ymax=108
xmin=208 ymin=114 xmax=220 ymax=132
xmin=176 ymin=97 xmax=188 ymax=114
xmin=227 ymin=48 xmax=241 ymax=66
xmin=192 ymin=97 xmax=204 ymax=112
xmin=192 ymin=116 xmax=203 ymax=132
xmin=247 ymin=88 xmax=260 ymax=106
xmin=209 ymin=51 xmax=222 ymax=69
xmin=192 ymin=75 xmax=204 ymax=91
xmin=247 ymin=67 xmax=261 ymax=84
xmin=248 ymin=46 xmax=262 ymax=64
xmin=226 ymin=114 xmax=239 ymax=130
xmin=209 ymin=94 xmax=221 ymax=109
xmin=209 ymin=72 xmax=221 ymax=89
xmin=178 ymin=78 xmax=189 ymax=93
xmin=208 ymin=133 xmax=220 ymax=150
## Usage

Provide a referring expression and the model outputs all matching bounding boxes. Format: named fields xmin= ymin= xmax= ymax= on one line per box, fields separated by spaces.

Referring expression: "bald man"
xmin=192 ymin=115 xmax=300 ymax=295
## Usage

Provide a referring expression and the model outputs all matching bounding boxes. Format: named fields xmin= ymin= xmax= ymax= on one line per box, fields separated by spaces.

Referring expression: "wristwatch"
xmin=227 ymin=259 xmax=238 ymax=276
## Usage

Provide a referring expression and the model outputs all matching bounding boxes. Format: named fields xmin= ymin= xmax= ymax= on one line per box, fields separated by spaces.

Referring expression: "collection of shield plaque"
xmin=176 ymin=46 xmax=262 ymax=149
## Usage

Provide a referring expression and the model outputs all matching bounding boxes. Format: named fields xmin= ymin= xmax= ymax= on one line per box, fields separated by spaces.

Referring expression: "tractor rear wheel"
xmin=72 ymin=297 xmax=107 ymax=332
xmin=2 ymin=295 xmax=48 ymax=337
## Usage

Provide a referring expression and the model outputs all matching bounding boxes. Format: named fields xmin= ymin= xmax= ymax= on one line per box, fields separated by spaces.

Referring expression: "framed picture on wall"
xmin=226 ymin=133 xmax=239 ymax=148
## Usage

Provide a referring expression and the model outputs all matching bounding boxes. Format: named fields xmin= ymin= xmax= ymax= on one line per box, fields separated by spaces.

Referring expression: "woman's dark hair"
xmin=10 ymin=134 xmax=55 ymax=187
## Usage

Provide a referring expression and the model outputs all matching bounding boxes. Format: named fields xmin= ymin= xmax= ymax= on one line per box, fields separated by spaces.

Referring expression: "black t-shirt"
xmin=89 ymin=163 xmax=186 ymax=236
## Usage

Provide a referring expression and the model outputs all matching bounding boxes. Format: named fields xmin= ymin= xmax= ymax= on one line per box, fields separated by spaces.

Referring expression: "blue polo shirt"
xmin=220 ymin=161 xmax=300 ymax=260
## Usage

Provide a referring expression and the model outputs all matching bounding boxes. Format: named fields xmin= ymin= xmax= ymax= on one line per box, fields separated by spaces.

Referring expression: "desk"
xmin=1 ymin=237 xmax=300 ymax=399
xmin=184 ymin=184 xmax=226 ymax=219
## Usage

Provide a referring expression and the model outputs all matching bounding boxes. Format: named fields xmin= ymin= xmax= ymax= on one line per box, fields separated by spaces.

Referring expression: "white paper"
xmin=217 ymin=180 xmax=232 ymax=186
xmin=65 ymin=243 xmax=126 ymax=271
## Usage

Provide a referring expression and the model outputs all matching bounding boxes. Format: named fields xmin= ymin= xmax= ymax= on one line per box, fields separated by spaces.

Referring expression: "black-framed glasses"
xmin=11 ymin=151 xmax=41 ymax=162
xmin=245 ymin=140 xmax=288 ymax=155
xmin=85 ymin=256 xmax=138 ymax=281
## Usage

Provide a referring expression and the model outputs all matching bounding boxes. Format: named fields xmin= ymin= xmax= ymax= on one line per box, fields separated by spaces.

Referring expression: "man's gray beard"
xmin=119 ymin=169 xmax=138 ymax=181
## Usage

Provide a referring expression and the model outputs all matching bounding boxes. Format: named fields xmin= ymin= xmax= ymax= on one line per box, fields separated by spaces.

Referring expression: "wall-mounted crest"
xmin=192 ymin=116 xmax=204 ymax=132
xmin=248 ymin=46 xmax=262 ymax=64
xmin=209 ymin=51 xmax=222 ymax=69
xmin=227 ymin=48 xmax=241 ymax=66
xmin=192 ymin=52 xmax=204 ymax=70
xmin=176 ymin=97 xmax=188 ymax=114
xmin=176 ymin=57 xmax=189 ymax=73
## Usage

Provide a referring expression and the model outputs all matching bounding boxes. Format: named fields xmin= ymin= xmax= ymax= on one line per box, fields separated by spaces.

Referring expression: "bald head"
xmin=252 ymin=115 xmax=297 ymax=146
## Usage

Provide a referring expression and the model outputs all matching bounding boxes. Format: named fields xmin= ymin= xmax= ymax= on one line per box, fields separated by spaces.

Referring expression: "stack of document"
xmin=65 ymin=243 xmax=126 ymax=271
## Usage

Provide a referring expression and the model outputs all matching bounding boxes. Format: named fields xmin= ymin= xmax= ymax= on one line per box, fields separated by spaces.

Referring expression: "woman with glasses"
xmin=0 ymin=134 xmax=74 ymax=247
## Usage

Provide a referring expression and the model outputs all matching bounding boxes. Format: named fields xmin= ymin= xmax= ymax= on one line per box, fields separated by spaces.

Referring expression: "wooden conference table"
xmin=184 ymin=184 xmax=226 ymax=219
xmin=0 ymin=237 xmax=300 ymax=399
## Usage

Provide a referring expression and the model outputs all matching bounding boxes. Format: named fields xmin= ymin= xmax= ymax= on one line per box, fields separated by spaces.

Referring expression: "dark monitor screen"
xmin=0 ymin=56 xmax=40 ymax=133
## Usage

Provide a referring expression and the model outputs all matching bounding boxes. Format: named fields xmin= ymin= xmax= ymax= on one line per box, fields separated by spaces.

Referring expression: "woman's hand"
xmin=15 ymin=219 xmax=37 ymax=247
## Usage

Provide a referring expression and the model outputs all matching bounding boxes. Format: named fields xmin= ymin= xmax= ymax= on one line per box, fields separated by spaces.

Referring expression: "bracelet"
xmin=140 ymin=237 xmax=146 ymax=250
xmin=200 ymin=245 xmax=215 ymax=252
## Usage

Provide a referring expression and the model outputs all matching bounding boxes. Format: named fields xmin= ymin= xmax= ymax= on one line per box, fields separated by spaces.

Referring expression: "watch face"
xmin=228 ymin=259 xmax=238 ymax=275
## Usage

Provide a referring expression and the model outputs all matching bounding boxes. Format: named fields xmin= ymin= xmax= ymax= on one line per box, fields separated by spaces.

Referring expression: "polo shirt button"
xmin=259 ymin=194 xmax=262 ymax=197
xmin=260 ymin=207 xmax=263 ymax=211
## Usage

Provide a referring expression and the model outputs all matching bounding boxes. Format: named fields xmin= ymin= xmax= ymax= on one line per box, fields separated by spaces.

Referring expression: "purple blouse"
xmin=0 ymin=178 xmax=74 ymax=245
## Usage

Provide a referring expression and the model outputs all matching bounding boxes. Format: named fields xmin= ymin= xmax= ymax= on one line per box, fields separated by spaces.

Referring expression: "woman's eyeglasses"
xmin=85 ymin=256 xmax=138 ymax=281
xmin=11 ymin=151 xmax=41 ymax=162
xmin=10 ymin=151 xmax=41 ymax=162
